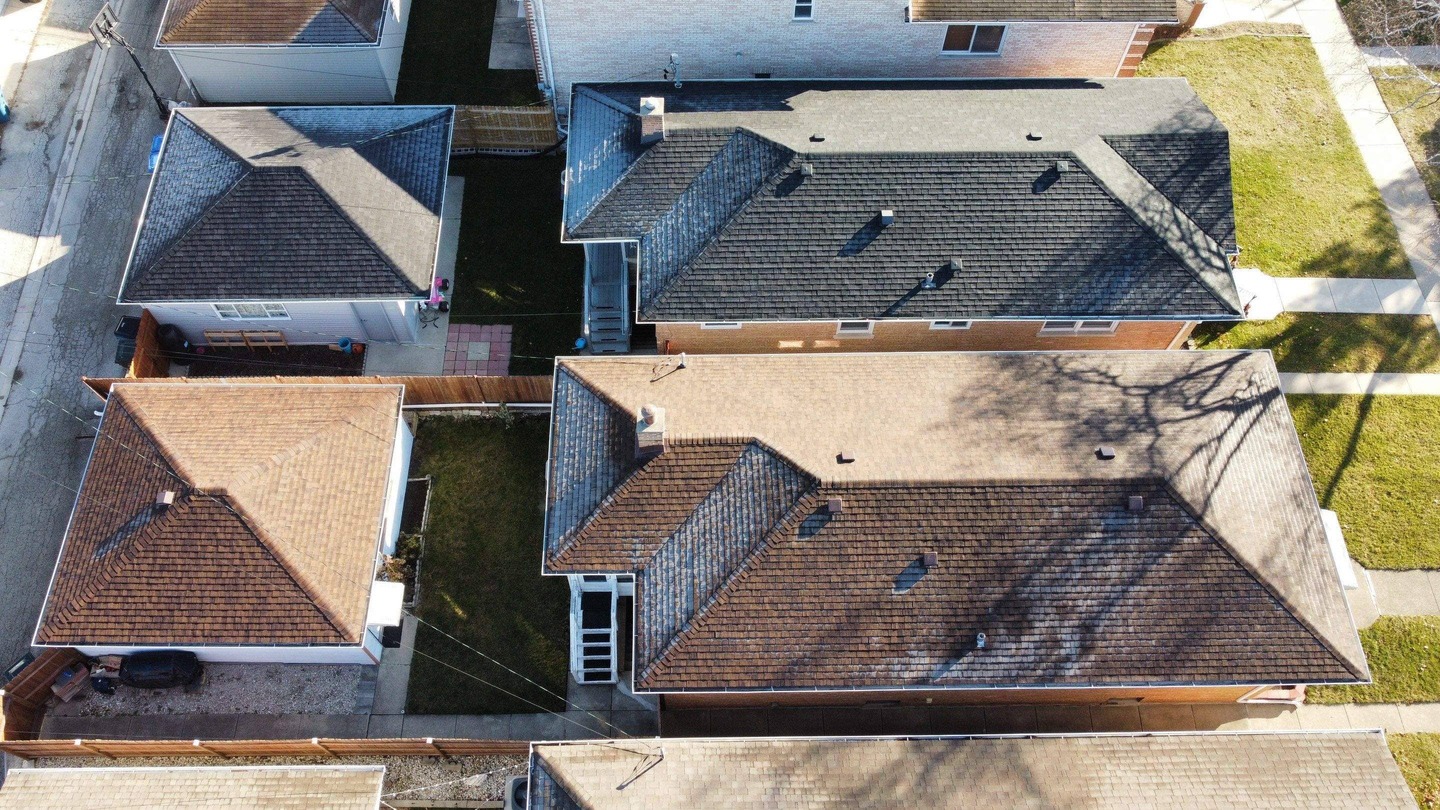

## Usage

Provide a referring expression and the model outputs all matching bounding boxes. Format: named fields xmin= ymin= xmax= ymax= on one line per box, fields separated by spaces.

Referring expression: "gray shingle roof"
xmin=121 ymin=106 xmax=452 ymax=303
xmin=529 ymin=733 xmax=1418 ymax=809
xmin=565 ymin=80 xmax=1241 ymax=322
xmin=910 ymin=0 xmax=1182 ymax=22
xmin=544 ymin=352 xmax=1366 ymax=693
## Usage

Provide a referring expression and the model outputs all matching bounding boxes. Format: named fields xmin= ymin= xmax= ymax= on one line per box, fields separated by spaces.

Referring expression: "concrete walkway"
xmin=1279 ymin=371 xmax=1440 ymax=394
xmin=1369 ymin=569 xmax=1440 ymax=615
xmin=1234 ymin=268 xmax=1428 ymax=317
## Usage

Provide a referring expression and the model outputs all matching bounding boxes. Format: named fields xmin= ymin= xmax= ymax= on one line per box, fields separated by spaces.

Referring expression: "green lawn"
xmin=1138 ymin=35 xmax=1411 ymax=278
xmin=1288 ymin=395 xmax=1440 ymax=569
xmin=1193 ymin=314 xmax=1440 ymax=372
xmin=1373 ymin=67 xmax=1440 ymax=206
xmin=448 ymin=157 xmax=584 ymax=375
xmin=1310 ymin=617 xmax=1440 ymax=704
xmin=406 ymin=414 xmax=570 ymax=715
xmin=1392 ymin=733 xmax=1440 ymax=808
xmin=394 ymin=0 xmax=541 ymax=105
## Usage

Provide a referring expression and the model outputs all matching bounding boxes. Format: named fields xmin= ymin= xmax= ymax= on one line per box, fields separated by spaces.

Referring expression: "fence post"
xmin=192 ymin=739 xmax=228 ymax=758
xmin=311 ymin=737 xmax=335 ymax=757
xmin=74 ymin=739 xmax=116 ymax=760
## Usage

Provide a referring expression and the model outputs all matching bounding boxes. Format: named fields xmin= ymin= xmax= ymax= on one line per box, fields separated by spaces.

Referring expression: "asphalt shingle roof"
xmin=0 ymin=766 xmax=383 ymax=809
xmin=544 ymin=352 xmax=1366 ymax=693
xmin=529 ymin=733 xmax=1417 ymax=809
xmin=909 ymin=0 xmax=1182 ymax=22
xmin=121 ymin=106 xmax=452 ymax=303
xmin=158 ymin=0 xmax=386 ymax=45
xmin=36 ymin=384 xmax=403 ymax=647
xmin=565 ymin=80 xmax=1241 ymax=322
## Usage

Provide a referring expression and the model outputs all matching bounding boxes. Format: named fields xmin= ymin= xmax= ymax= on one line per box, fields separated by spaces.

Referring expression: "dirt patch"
xmin=48 ymin=664 xmax=365 ymax=717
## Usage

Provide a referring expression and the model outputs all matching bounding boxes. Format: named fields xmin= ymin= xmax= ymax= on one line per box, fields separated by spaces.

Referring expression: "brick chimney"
xmin=636 ymin=404 xmax=666 ymax=458
xmin=639 ymin=96 xmax=666 ymax=145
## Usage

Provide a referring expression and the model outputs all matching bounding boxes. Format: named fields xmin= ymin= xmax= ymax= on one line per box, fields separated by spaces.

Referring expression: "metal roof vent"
xmin=639 ymin=96 xmax=666 ymax=145
xmin=800 ymin=163 xmax=816 ymax=177
xmin=156 ymin=490 xmax=176 ymax=509
xmin=921 ymin=271 xmax=937 ymax=290
xmin=975 ymin=632 xmax=987 ymax=650
xmin=1095 ymin=446 xmax=1116 ymax=461
xmin=1055 ymin=159 xmax=1073 ymax=173
xmin=827 ymin=496 xmax=844 ymax=514
xmin=948 ymin=257 xmax=963 ymax=272
xmin=1026 ymin=131 xmax=1043 ymax=141
xmin=809 ymin=133 xmax=826 ymax=142
xmin=1128 ymin=495 xmax=1145 ymax=512
xmin=922 ymin=551 xmax=939 ymax=569
xmin=837 ymin=450 xmax=856 ymax=464
xmin=878 ymin=209 xmax=895 ymax=226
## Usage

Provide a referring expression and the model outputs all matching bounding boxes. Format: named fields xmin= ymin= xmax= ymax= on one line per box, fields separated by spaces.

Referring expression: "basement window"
xmin=794 ymin=0 xmax=814 ymax=19
xmin=213 ymin=303 xmax=289 ymax=320
xmin=701 ymin=322 xmax=743 ymax=330
xmin=942 ymin=24 xmax=1005 ymax=55
xmin=929 ymin=320 xmax=972 ymax=330
xmin=1038 ymin=320 xmax=1119 ymax=336
xmin=836 ymin=320 xmax=875 ymax=338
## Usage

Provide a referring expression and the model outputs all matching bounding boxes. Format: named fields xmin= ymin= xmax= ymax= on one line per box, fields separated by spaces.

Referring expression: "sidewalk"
xmin=1234 ymin=268 xmax=1428 ymax=317
xmin=1279 ymin=371 xmax=1440 ymax=394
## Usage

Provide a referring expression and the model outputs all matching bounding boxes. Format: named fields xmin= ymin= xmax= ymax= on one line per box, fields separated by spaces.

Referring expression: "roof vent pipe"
xmin=639 ymin=96 xmax=666 ymax=145
xmin=800 ymin=163 xmax=815 ymax=177
xmin=636 ymin=404 xmax=667 ymax=458
xmin=921 ymin=272 xmax=937 ymax=290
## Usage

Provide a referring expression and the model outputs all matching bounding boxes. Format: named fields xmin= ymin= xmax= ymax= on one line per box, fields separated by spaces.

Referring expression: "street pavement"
xmin=0 ymin=0 xmax=186 ymax=666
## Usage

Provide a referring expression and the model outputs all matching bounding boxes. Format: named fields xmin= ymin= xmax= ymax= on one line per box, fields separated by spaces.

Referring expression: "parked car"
xmin=118 ymin=650 xmax=202 ymax=688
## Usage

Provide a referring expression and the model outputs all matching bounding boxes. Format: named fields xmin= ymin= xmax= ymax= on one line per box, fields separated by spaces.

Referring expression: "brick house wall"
xmin=535 ymin=0 xmax=1147 ymax=107
xmin=655 ymin=319 xmax=1196 ymax=354
xmin=660 ymin=684 xmax=1259 ymax=710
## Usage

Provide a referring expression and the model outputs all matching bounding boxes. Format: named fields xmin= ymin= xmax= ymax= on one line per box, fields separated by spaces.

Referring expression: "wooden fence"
xmin=126 ymin=309 xmax=169 ymax=379
xmin=452 ymin=105 xmax=560 ymax=154
xmin=0 ymin=737 xmax=530 ymax=760
xmin=1 ymin=649 xmax=84 ymax=741
xmin=82 ymin=375 xmax=554 ymax=407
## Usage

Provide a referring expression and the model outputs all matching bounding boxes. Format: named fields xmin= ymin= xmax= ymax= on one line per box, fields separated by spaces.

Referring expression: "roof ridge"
xmin=219 ymin=496 xmax=353 ymax=638
xmin=162 ymin=0 xmax=220 ymax=43
xmin=1159 ymin=479 xmax=1367 ymax=680
xmin=636 ymin=441 xmax=818 ymax=686
xmin=323 ymin=0 xmax=371 ymax=38
xmin=1071 ymin=136 xmax=1242 ymax=314
xmin=287 ymin=167 xmax=421 ymax=294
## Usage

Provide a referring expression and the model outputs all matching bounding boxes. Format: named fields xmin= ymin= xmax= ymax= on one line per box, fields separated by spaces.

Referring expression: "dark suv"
xmin=118 ymin=651 xmax=203 ymax=688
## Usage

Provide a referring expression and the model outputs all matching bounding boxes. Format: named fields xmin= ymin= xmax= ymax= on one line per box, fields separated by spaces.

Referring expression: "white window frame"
xmin=213 ymin=302 xmax=290 ymax=320
xmin=929 ymin=320 xmax=973 ymax=330
xmin=793 ymin=0 xmax=814 ymax=20
xmin=700 ymin=322 xmax=743 ymax=330
xmin=835 ymin=320 xmax=875 ymax=338
xmin=940 ymin=24 xmax=1006 ymax=56
xmin=1038 ymin=320 xmax=1119 ymax=336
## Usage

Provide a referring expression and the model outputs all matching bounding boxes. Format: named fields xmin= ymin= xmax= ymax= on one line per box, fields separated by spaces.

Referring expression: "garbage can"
xmin=157 ymin=323 xmax=195 ymax=367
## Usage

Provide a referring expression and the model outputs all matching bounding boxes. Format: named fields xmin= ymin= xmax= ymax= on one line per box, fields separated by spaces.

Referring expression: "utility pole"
xmin=89 ymin=3 xmax=169 ymax=119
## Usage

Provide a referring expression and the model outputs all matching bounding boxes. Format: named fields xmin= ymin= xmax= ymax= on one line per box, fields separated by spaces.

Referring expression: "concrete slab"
xmin=1276 ymin=278 xmax=1338 ymax=312
xmin=1344 ymin=703 xmax=1406 ymax=732
xmin=1375 ymin=279 xmax=1429 ymax=314
xmin=1138 ymin=704 xmax=1197 ymax=732
xmin=1034 ymin=705 xmax=1095 ymax=733
xmin=1347 ymin=564 xmax=1382 ymax=630
xmin=366 ymin=714 xmax=405 ymax=738
xmin=1407 ymin=374 xmax=1440 ymax=395
xmin=926 ymin=706 xmax=988 ymax=735
xmin=1304 ymin=374 xmax=1365 ymax=395
xmin=1370 ymin=569 xmax=1440 ymax=615
xmin=1190 ymin=704 xmax=1253 ymax=731
xmin=1294 ymin=703 xmax=1353 ymax=730
xmin=1088 ymin=705 xmax=1143 ymax=732
xmin=659 ymin=711 xmax=708 ymax=737
xmin=608 ymin=710 xmax=660 ymax=737
xmin=983 ymin=705 xmax=1039 ymax=734
xmin=1278 ymin=373 xmax=1313 ymax=394
xmin=1326 ymin=279 xmax=1385 ymax=312
xmin=451 ymin=714 xmax=512 ymax=739
xmin=521 ymin=712 xmax=574 ymax=742
xmin=1243 ymin=704 xmax=1301 ymax=729
xmin=371 ymin=664 xmax=410 ymax=715
xmin=1234 ymin=268 xmax=1284 ymax=320
xmin=566 ymin=681 xmax=614 ymax=712
xmin=401 ymin=714 xmax=458 ymax=737
xmin=704 ymin=708 xmax=769 ymax=738
xmin=1397 ymin=703 xmax=1440 ymax=732
xmin=1366 ymin=373 xmax=1415 ymax=394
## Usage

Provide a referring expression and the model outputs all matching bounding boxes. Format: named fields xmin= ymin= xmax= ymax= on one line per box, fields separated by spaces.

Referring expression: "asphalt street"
xmin=0 ymin=0 xmax=185 ymax=666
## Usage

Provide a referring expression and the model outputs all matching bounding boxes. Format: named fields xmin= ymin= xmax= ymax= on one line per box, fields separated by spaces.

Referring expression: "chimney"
xmin=922 ymin=551 xmax=939 ymax=569
xmin=1128 ymin=495 xmax=1145 ymax=512
xmin=878 ymin=209 xmax=895 ymax=227
xmin=635 ymin=404 xmax=666 ymax=458
xmin=156 ymin=490 xmax=176 ymax=510
xmin=639 ymin=97 xmax=666 ymax=145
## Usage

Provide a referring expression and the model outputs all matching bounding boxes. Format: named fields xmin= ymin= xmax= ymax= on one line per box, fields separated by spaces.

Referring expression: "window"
xmin=701 ymin=322 xmax=743 ymax=330
xmin=942 ymin=24 xmax=1005 ymax=54
xmin=836 ymin=320 xmax=874 ymax=338
xmin=793 ymin=0 xmax=814 ymax=19
xmin=213 ymin=303 xmax=289 ymax=320
xmin=1038 ymin=320 xmax=1119 ymax=335
xmin=929 ymin=320 xmax=973 ymax=330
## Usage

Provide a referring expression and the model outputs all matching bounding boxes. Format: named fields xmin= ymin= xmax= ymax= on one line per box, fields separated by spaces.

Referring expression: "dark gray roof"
xmin=530 ymin=733 xmax=1418 ymax=809
xmin=910 ymin=0 xmax=1182 ymax=22
xmin=544 ymin=352 xmax=1367 ymax=693
xmin=565 ymin=80 xmax=1241 ymax=322
xmin=121 ymin=106 xmax=452 ymax=303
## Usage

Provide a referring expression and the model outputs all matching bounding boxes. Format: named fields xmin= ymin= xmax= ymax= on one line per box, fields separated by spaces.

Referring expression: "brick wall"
xmin=655 ymin=319 xmax=1191 ymax=354
xmin=537 ymin=0 xmax=1143 ymax=105
xmin=661 ymin=684 xmax=1258 ymax=709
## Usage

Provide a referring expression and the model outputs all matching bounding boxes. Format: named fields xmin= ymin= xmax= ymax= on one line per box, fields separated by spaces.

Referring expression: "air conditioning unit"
xmin=504 ymin=775 xmax=528 ymax=810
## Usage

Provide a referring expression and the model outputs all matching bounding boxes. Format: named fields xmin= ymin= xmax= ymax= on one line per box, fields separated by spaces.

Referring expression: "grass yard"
xmin=1138 ymin=34 xmax=1411 ymax=278
xmin=1192 ymin=313 xmax=1440 ymax=373
xmin=394 ymin=0 xmax=541 ymax=105
xmin=1309 ymin=617 xmax=1440 ymax=704
xmin=448 ymin=157 xmax=584 ymax=375
xmin=1288 ymin=395 xmax=1440 ymax=569
xmin=1392 ymin=733 xmax=1440 ymax=808
xmin=1374 ymin=68 xmax=1440 ymax=206
xmin=406 ymin=414 xmax=570 ymax=715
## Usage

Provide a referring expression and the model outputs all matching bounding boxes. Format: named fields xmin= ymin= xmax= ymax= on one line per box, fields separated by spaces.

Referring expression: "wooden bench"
xmin=203 ymin=330 xmax=288 ymax=350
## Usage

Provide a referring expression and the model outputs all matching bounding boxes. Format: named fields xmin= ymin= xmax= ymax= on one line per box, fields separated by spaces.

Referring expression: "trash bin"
xmin=157 ymin=323 xmax=195 ymax=367
xmin=113 ymin=316 xmax=141 ymax=368
xmin=113 ymin=316 xmax=142 ymax=340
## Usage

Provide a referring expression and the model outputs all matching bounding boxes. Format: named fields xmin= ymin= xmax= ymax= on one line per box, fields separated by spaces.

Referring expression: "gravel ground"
xmin=48 ymin=665 xmax=366 ymax=717
xmin=33 ymin=755 xmax=525 ymax=802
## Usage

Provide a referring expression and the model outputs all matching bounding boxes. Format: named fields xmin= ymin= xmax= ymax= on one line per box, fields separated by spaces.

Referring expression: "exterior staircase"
xmin=583 ymin=243 xmax=630 ymax=354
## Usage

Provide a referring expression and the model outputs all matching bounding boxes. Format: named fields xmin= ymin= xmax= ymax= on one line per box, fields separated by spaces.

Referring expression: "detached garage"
xmin=156 ymin=0 xmax=412 ymax=103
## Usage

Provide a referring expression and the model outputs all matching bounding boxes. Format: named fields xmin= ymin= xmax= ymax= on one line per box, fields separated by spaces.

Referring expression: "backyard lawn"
xmin=1138 ymin=33 xmax=1410 ymax=278
xmin=1373 ymin=67 xmax=1440 ymax=205
xmin=394 ymin=0 xmax=541 ymax=106
xmin=406 ymin=414 xmax=570 ymax=715
xmin=1193 ymin=313 xmax=1440 ymax=372
xmin=1309 ymin=617 xmax=1440 ymax=704
xmin=1392 ymin=733 xmax=1440 ymax=808
xmin=1288 ymin=395 xmax=1440 ymax=569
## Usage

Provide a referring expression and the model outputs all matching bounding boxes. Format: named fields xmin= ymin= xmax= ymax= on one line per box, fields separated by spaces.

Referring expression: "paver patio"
xmin=443 ymin=323 xmax=512 ymax=375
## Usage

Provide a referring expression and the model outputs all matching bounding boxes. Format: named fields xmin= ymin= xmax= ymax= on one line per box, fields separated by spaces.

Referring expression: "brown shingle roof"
xmin=36 ymin=384 xmax=403 ymax=647
xmin=158 ymin=0 xmax=386 ymax=46
xmin=545 ymin=352 xmax=1366 ymax=692
xmin=530 ymin=733 xmax=1417 ymax=809
xmin=0 ymin=766 xmax=383 ymax=809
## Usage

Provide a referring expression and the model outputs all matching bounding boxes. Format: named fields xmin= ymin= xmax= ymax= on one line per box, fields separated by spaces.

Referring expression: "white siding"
xmin=379 ymin=418 xmax=414 ymax=556
xmin=384 ymin=300 xmax=420 ymax=344
xmin=146 ymin=302 xmax=370 ymax=346
xmin=68 ymin=643 xmax=374 ymax=665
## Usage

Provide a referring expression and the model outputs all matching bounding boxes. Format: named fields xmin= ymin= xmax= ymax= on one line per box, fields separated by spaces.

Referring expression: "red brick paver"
xmin=443 ymin=324 xmax=512 ymax=376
